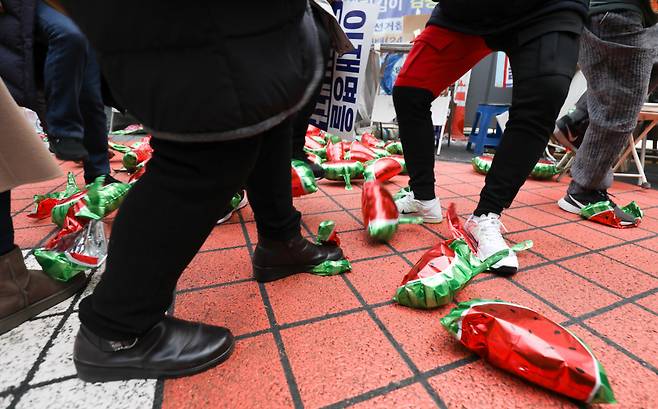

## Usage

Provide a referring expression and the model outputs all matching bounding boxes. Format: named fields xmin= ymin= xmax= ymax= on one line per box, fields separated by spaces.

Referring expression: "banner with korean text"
xmin=309 ymin=1 xmax=379 ymax=138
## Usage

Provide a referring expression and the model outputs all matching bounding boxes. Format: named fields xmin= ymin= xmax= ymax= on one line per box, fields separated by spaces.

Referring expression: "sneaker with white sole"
xmin=217 ymin=190 xmax=248 ymax=225
xmin=558 ymin=189 xmax=636 ymax=226
xmin=394 ymin=191 xmax=443 ymax=223
xmin=464 ymin=213 xmax=518 ymax=275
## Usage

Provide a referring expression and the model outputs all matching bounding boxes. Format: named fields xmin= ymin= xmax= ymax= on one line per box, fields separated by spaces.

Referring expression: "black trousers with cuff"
xmin=394 ymin=30 xmax=580 ymax=215
xmin=79 ymin=120 xmax=301 ymax=340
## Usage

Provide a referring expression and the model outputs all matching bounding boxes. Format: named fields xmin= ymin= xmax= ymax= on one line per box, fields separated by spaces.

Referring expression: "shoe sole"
xmin=490 ymin=265 xmax=518 ymax=276
xmin=253 ymin=263 xmax=317 ymax=283
xmin=0 ymin=274 xmax=88 ymax=336
xmin=400 ymin=212 xmax=443 ymax=224
xmin=216 ymin=196 xmax=248 ymax=225
xmin=74 ymin=334 xmax=235 ymax=382
xmin=557 ymin=197 xmax=582 ymax=215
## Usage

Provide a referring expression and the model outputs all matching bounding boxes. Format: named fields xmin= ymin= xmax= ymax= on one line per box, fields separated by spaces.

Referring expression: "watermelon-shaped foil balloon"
xmin=472 ymin=154 xmax=559 ymax=180
xmin=441 ymin=299 xmax=615 ymax=404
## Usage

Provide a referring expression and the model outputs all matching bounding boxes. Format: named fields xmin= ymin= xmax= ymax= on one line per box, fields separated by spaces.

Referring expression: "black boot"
xmin=252 ymin=234 xmax=344 ymax=282
xmin=48 ymin=136 xmax=89 ymax=161
xmin=74 ymin=316 xmax=234 ymax=382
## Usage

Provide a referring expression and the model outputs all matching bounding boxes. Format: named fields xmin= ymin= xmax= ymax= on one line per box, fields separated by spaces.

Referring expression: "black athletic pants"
xmin=79 ymin=121 xmax=300 ymax=340
xmin=394 ymin=30 xmax=580 ymax=215
xmin=0 ymin=191 xmax=13 ymax=256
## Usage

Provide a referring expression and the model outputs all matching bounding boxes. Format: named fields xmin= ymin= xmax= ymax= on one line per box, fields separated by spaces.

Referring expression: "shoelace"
xmin=475 ymin=217 xmax=508 ymax=244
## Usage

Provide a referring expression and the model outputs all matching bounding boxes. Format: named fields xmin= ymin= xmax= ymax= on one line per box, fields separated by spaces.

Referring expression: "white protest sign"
xmin=309 ymin=1 xmax=379 ymax=138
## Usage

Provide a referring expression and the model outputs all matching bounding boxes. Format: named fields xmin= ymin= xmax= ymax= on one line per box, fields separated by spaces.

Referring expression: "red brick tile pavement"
xmin=10 ymin=161 xmax=658 ymax=408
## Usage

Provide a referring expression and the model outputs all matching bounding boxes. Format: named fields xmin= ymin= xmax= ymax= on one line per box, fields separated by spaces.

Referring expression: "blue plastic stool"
xmin=467 ymin=104 xmax=510 ymax=155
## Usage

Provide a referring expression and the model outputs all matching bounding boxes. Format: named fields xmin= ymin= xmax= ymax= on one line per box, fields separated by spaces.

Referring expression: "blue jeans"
xmin=36 ymin=1 xmax=109 ymax=183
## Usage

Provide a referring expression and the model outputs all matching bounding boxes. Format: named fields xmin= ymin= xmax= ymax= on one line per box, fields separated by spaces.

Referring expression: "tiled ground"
xmin=1 ymin=157 xmax=657 ymax=409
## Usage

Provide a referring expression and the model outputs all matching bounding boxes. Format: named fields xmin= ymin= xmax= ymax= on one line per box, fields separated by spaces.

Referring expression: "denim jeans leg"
xmin=80 ymin=47 xmax=110 ymax=182
xmin=35 ymin=1 xmax=86 ymax=141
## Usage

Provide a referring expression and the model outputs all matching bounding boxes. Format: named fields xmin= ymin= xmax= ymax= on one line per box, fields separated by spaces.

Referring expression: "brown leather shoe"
xmin=0 ymin=246 xmax=87 ymax=335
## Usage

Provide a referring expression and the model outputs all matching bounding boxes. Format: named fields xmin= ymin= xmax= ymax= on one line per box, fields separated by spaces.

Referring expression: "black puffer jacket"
xmin=0 ymin=0 xmax=38 ymax=110
xmin=61 ymin=0 xmax=322 ymax=142
xmin=429 ymin=0 xmax=589 ymax=35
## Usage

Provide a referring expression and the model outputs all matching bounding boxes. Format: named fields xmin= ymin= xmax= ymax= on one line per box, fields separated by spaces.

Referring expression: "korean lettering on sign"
xmin=309 ymin=1 xmax=378 ymax=138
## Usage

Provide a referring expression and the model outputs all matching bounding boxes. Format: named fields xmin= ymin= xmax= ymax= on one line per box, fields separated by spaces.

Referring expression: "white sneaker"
xmin=464 ymin=213 xmax=518 ymax=275
xmin=217 ymin=191 xmax=248 ymax=225
xmin=394 ymin=191 xmax=443 ymax=223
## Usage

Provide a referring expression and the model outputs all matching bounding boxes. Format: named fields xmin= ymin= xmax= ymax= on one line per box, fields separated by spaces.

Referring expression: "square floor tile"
xmin=0 ymin=396 xmax=12 ymax=409
xmin=318 ymin=180 xmax=360 ymax=196
xmin=0 ymin=316 xmax=61 ymax=390
xmin=428 ymin=361 xmax=576 ymax=408
xmin=31 ymin=316 xmax=79 ymax=384
xmin=636 ymin=292 xmax=658 ymax=313
xmin=281 ymin=312 xmax=413 ymax=408
xmin=237 ymin=204 xmax=255 ymax=222
xmin=200 ymin=223 xmax=247 ymax=251
xmin=294 ymin=195 xmax=341 ymax=214
xmin=14 ymin=225 xmax=55 ymax=249
xmin=339 ymin=230 xmax=394 ymax=261
xmin=514 ymin=264 xmax=621 ymax=317
xmin=349 ymin=383 xmax=436 ymax=409
xmin=266 ymin=274 xmax=360 ymax=324
xmin=332 ymin=193 xmax=363 ymax=210
xmin=16 ymin=378 xmax=155 ymax=409
xmin=512 ymin=191 xmax=553 ymax=206
xmin=500 ymin=214 xmax=534 ymax=234
xmin=389 ymin=225 xmax=442 ymax=253
xmin=302 ymin=210 xmax=363 ymax=234
xmin=635 ymin=236 xmax=658 ymax=252
xmin=571 ymin=325 xmax=658 ymax=409
xmin=435 ymin=186 xmax=461 ymax=199
xmin=517 ymin=250 xmax=548 ymax=272
xmin=440 ymin=197 xmax=477 ymax=216
xmin=532 ymin=187 xmax=567 ymax=201
xmin=174 ymin=281 xmax=268 ymax=337
xmin=506 ymin=230 xmax=588 ymax=261
xmin=544 ymin=223 xmax=623 ymax=250
xmin=585 ymin=304 xmax=658 ymax=369
xmin=349 ymin=255 xmax=411 ymax=305
xmin=10 ymin=198 xmax=33 ymax=214
xmin=559 ymin=254 xmax=658 ymax=297
xmin=177 ymin=248 xmax=252 ymax=290
xmin=163 ymin=334 xmax=292 ymax=409
xmin=576 ymin=219 xmax=654 ymax=241
xmin=601 ymin=244 xmax=658 ymax=276
xmin=375 ymin=304 xmax=470 ymax=372
xmin=456 ymin=277 xmax=567 ymax=323
xmin=504 ymin=207 xmax=568 ymax=227
xmin=442 ymin=183 xmax=484 ymax=197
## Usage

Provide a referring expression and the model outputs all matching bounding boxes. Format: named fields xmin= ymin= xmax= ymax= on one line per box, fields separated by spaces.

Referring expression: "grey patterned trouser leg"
xmin=569 ymin=11 xmax=656 ymax=194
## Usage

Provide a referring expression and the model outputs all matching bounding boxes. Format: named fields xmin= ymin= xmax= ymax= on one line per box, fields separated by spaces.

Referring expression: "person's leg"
xmin=475 ymin=32 xmax=579 ymax=216
xmin=0 ymin=191 xmax=13 ymax=256
xmin=248 ymin=120 xmax=343 ymax=282
xmin=392 ymin=25 xmax=490 ymax=220
xmin=35 ymin=1 xmax=89 ymax=160
xmin=290 ymin=7 xmax=331 ymax=177
xmin=248 ymin=120 xmax=301 ymax=241
xmin=568 ymin=12 xmax=653 ymax=196
xmin=78 ymin=137 xmax=261 ymax=340
xmin=465 ymin=30 xmax=579 ymax=275
xmin=79 ymin=47 xmax=110 ymax=183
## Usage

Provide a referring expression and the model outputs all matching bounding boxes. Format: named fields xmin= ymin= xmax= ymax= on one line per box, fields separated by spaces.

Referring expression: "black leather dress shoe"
xmin=74 ymin=316 xmax=234 ymax=382
xmin=252 ymin=234 xmax=344 ymax=282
